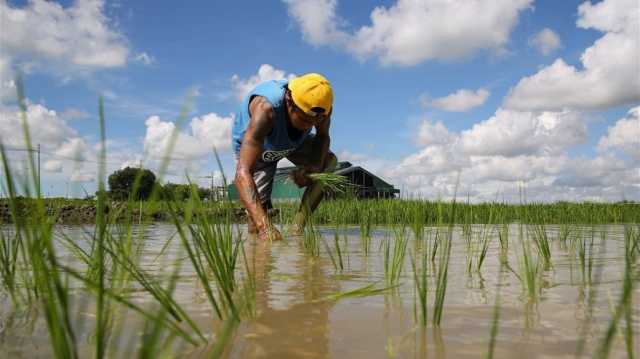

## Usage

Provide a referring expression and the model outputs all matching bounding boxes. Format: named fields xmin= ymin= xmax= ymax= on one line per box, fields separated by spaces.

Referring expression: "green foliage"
xmin=160 ymin=182 xmax=212 ymax=201
xmin=107 ymin=167 xmax=157 ymax=201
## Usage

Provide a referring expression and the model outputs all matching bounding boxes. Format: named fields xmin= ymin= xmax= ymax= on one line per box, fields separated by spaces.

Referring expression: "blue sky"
xmin=1 ymin=0 xmax=638 ymax=201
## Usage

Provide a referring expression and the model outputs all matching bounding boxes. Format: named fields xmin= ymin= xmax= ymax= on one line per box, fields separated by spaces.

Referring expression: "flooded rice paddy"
xmin=1 ymin=223 xmax=638 ymax=358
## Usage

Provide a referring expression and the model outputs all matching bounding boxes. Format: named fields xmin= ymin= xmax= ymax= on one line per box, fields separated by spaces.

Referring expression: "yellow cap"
xmin=288 ymin=73 xmax=333 ymax=116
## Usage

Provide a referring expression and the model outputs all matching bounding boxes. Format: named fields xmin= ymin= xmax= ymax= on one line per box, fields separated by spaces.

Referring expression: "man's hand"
xmin=290 ymin=168 xmax=313 ymax=188
xmin=257 ymin=226 xmax=283 ymax=241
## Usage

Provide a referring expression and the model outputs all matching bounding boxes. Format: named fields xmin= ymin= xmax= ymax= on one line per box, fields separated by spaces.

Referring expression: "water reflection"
xmin=233 ymin=239 xmax=338 ymax=358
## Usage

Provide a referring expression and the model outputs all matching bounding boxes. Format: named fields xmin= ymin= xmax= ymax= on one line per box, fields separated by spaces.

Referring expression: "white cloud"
xmin=55 ymin=138 xmax=89 ymax=161
xmin=143 ymin=113 xmax=233 ymax=162
xmin=598 ymin=106 xmax=640 ymax=160
xmin=0 ymin=102 xmax=79 ymax=151
xmin=0 ymin=0 xmax=128 ymax=67
xmin=44 ymin=160 xmax=63 ymax=173
xmin=133 ymin=52 xmax=155 ymax=66
xmin=283 ymin=0 xmax=533 ymax=66
xmin=70 ymin=170 xmax=95 ymax=183
xmin=529 ymin=28 xmax=561 ymax=55
xmin=0 ymin=0 xmax=130 ymax=101
xmin=459 ymin=109 xmax=587 ymax=157
xmin=504 ymin=0 xmax=640 ymax=111
xmin=388 ymin=104 xmax=638 ymax=202
xmin=416 ymin=120 xmax=455 ymax=146
xmin=283 ymin=0 xmax=348 ymax=47
xmin=230 ymin=64 xmax=296 ymax=100
xmin=423 ymin=88 xmax=489 ymax=112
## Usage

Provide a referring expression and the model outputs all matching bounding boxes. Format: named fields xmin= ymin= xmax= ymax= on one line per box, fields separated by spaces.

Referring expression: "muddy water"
xmin=1 ymin=223 xmax=638 ymax=358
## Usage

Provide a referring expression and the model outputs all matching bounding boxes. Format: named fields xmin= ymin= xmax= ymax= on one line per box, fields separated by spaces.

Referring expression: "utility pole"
xmin=37 ymin=143 xmax=41 ymax=194
xmin=210 ymin=172 xmax=214 ymax=201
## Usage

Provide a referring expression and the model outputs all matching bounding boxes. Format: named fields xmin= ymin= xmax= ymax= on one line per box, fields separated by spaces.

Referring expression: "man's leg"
xmin=245 ymin=160 xmax=277 ymax=234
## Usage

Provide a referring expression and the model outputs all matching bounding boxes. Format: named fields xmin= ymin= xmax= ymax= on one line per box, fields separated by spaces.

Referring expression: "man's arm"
xmin=234 ymin=97 xmax=275 ymax=235
xmin=309 ymin=116 xmax=331 ymax=172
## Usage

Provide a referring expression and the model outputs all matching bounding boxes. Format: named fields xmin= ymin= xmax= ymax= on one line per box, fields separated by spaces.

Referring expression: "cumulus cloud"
xmin=422 ymin=88 xmax=489 ymax=112
xmin=143 ymin=113 xmax=233 ymax=162
xmin=598 ymin=106 xmax=640 ymax=160
xmin=459 ymin=109 xmax=587 ymax=157
xmin=0 ymin=102 xmax=80 ymax=151
xmin=388 ymin=104 xmax=638 ymax=202
xmin=283 ymin=0 xmax=533 ymax=66
xmin=283 ymin=0 xmax=349 ymax=46
xmin=416 ymin=120 xmax=455 ymax=146
xmin=230 ymin=64 xmax=296 ymax=100
xmin=504 ymin=0 xmax=640 ymax=111
xmin=0 ymin=101 xmax=104 ymax=188
xmin=44 ymin=160 xmax=63 ymax=173
xmin=529 ymin=28 xmax=562 ymax=55
xmin=0 ymin=0 xmax=130 ymax=100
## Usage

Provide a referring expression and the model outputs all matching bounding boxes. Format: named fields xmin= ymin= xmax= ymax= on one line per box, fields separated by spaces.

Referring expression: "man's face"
xmin=286 ymin=95 xmax=326 ymax=131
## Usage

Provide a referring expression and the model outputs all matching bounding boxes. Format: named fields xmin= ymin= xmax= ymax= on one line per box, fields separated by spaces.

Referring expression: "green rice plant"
xmin=301 ymin=222 xmax=321 ymax=257
xmin=383 ymin=226 xmax=409 ymax=286
xmin=557 ymin=223 xmax=572 ymax=248
xmin=498 ymin=223 xmax=509 ymax=254
xmin=324 ymin=226 xmax=344 ymax=271
xmin=432 ymin=191 xmax=457 ymax=327
xmin=432 ymin=226 xmax=452 ymax=326
xmin=306 ymin=172 xmax=351 ymax=194
xmin=411 ymin=204 xmax=425 ymax=242
xmin=0 ymin=78 xmax=79 ymax=358
xmin=411 ymin=250 xmax=428 ymax=326
xmin=323 ymin=282 xmax=397 ymax=301
xmin=170 ymin=195 xmax=241 ymax=319
xmin=529 ymin=224 xmax=552 ymax=270
xmin=485 ymin=258 xmax=504 ymax=359
xmin=476 ymin=226 xmax=493 ymax=273
xmin=0 ymin=226 xmax=20 ymax=304
xmin=576 ymin=229 xmax=596 ymax=285
xmin=595 ymin=225 xmax=637 ymax=359
xmin=359 ymin=208 xmax=373 ymax=256
xmin=517 ymin=234 xmax=540 ymax=300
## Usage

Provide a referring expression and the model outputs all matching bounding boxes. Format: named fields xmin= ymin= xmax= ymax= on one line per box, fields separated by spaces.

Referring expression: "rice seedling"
xmin=383 ymin=226 xmax=409 ymax=286
xmin=324 ymin=226 xmax=345 ymax=271
xmin=411 ymin=204 xmax=425 ymax=242
xmin=517 ymin=234 xmax=540 ymax=300
xmin=411 ymin=249 xmax=428 ymax=326
xmin=485 ymin=259 xmax=504 ymax=359
xmin=576 ymin=228 xmax=596 ymax=285
xmin=594 ymin=225 xmax=637 ymax=359
xmin=432 ymin=226 xmax=452 ymax=326
xmin=292 ymin=172 xmax=351 ymax=194
xmin=169 ymin=198 xmax=241 ymax=320
xmin=359 ymin=208 xmax=373 ymax=255
xmin=322 ymin=282 xmax=397 ymax=301
xmin=529 ymin=224 xmax=552 ymax=270
xmin=557 ymin=223 xmax=572 ymax=248
xmin=301 ymin=222 xmax=321 ymax=257
xmin=432 ymin=189 xmax=457 ymax=327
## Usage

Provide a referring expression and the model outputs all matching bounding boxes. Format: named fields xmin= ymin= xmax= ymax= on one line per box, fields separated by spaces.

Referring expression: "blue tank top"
xmin=232 ymin=80 xmax=311 ymax=162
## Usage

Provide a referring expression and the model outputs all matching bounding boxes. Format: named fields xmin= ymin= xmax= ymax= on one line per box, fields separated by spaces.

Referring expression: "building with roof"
xmin=227 ymin=161 xmax=399 ymax=201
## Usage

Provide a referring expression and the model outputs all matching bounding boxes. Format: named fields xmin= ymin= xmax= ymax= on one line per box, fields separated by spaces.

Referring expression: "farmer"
xmin=232 ymin=73 xmax=337 ymax=241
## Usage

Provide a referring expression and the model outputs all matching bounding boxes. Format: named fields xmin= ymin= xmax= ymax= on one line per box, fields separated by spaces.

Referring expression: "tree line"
xmin=102 ymin=167 xmax=220 ymax=201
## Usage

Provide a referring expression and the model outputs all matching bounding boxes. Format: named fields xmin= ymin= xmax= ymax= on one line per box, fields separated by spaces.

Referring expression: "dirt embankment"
xmin=0 ymin=201 xmax=170 ymax=224
xmin=0 ymin=199 xmax=245 ymax=224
